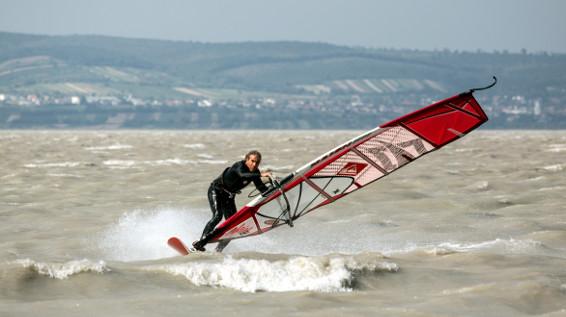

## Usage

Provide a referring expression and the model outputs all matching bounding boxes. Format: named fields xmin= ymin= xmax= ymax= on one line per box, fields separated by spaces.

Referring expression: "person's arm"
xmin=252 ymin=172 xmax=269 ymax=193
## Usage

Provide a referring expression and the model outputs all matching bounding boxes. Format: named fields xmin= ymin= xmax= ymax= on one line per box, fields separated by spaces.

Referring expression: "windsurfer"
xmin=192 ymin=150 xmax=272 ymax=252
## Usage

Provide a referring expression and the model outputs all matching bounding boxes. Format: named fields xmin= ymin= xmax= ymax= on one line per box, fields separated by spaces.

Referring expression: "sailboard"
xmin=167 ymin=237 xmax=191 ymax=255
xmin=168 ymin=77 xmax=496 ymax=255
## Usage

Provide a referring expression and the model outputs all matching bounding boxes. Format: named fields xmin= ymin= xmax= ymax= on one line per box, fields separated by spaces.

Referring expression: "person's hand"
xmin=261 ymin=170 xmax=272 ymax=178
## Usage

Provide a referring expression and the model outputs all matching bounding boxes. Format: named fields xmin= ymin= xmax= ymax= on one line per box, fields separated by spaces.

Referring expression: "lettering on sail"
xmin=367 ymin=138 xmax=428 ymax=172
xmin=226 ymin=222 xmax=254 ymax=237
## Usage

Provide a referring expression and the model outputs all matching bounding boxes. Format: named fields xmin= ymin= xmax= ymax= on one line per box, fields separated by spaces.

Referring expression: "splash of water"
xmin=97 ymin=208 xmax=208 ymax=261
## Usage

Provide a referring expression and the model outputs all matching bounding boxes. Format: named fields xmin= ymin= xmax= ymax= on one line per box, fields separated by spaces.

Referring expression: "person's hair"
xmin=245 ymin=150 xmax=262 ymax=164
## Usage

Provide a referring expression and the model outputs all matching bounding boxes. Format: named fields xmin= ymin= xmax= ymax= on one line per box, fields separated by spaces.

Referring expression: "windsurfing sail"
xmin=203 ymin=78 xmax=495 ymax=244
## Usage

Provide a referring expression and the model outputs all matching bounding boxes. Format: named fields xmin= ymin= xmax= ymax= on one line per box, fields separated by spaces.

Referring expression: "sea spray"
xmin=97 ymin=208 xmax=208 ymax=261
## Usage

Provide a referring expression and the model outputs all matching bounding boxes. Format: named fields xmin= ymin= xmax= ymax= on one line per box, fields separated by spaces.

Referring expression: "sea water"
xmin=1 ymin=130 xmax=565 ymax=316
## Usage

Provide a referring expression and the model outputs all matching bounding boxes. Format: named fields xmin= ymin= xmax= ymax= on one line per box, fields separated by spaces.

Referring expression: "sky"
xmin=1 ymin=0 xmax=566 ymax=53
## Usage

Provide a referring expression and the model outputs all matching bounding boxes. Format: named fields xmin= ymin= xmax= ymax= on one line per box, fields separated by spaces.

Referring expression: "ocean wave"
xmin=197 ymin=153 xmax=214 ymax=159
xmin=12 ymin=259 xmax=110 ymax=280
xmin=148 ymin=159 xmax=196 ymax=166
xmin=103 ymin=160 xmax=137 ymax=169
xmin=545 ymin=144 xmax=566 ymax=153
xmin=47 ymin=173 xmax=83 ymax=178
xmin=441 ymin=283 xmax=496 ymax=295
xmin=263 ymin=164 xmax=295 ymax=173
xmin=85 ymin=144 xmax=133 ymax=151
xmin=386 ymin=238 xmax=546 ymax=257
xmin=1 ymin=173 xmax=17 ymax=179
xmin=196 ymin=159 xmax=228 ymax=165
xmin=183 ymin=143 xmax=206 ymax=149
xmin=436 ymin=238 xmax=544 ymax=254
xmin=146 ymin=253 xmax=398 ymax=293
xmin=466 ymin=180 xmax=490 ymax=191
xmin=102 ymin=158 xmax=227 ymax=169
xmin=538 ymin=185 xmax=566 ymax=192
xmin=24 ymin=162 xmax=82 ymax=168
xmin=454 ymin=148 xmax=480 ymax=153
xmin=542 ymin=164 xmax=563 ymax=172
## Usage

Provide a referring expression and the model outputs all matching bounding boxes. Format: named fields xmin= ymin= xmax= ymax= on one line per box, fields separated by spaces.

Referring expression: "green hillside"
xmin=2 ymin=31 xmax=564 ymax=98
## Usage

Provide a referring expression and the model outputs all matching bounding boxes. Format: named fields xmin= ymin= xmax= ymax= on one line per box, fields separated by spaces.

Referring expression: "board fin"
xmin=167 ymin=237 xmax=191 ymax=255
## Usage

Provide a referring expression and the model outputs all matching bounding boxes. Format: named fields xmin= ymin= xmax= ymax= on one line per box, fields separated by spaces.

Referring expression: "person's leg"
xmin=215 ymin=197 xmax=238 ymax=252
xmin=193 ymin=186 xmax=223 ymax=251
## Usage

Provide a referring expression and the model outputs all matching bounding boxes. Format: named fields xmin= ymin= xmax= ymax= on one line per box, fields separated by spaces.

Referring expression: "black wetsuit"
xmin=197 ymin=160 xmax=268 ymax=251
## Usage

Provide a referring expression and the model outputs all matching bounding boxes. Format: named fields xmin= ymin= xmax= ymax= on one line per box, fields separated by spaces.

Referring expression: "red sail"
xmin=381 ymin=92 xmax=488 ymax=146
xmin=207 ymin=92 xmax=488 ymax=243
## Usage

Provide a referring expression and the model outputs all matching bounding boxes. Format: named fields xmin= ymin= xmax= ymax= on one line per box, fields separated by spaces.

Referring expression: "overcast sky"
xmin=1 ymin=0 xmax=565 ymax=53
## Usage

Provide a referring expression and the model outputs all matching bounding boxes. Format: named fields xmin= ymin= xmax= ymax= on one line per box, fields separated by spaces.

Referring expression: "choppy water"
xmin=1 ymin=130 xmax=565 ymax=316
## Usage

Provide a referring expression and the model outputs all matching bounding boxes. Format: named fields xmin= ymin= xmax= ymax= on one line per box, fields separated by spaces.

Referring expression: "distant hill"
xmin=1 ymin=32 xmax=566 ymax=129
xmin=2 ymin=31 xmax=565 ymax=98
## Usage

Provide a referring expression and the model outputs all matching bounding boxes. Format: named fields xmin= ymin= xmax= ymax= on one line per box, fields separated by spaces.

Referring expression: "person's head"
xmin=244 ymin=150 xmax=262 ymax=171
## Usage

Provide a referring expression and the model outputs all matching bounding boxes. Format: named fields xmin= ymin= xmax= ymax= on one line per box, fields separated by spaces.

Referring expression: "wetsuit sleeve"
xmin=252 ymin=173 xmax=268 ymax=193
xmin=233 ymin=163 xmax=256 ymax=179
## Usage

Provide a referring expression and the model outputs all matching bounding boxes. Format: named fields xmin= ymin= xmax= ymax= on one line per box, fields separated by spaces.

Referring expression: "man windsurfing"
xmin=192 ymin=150 xmax=272 ymax=252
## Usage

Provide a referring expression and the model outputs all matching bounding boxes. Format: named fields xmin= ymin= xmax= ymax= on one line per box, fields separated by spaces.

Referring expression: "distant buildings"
xmin=0 ymin=90 xmax=565 ymax=128
xmin=70 ymin=96 xmax=81 ymax=105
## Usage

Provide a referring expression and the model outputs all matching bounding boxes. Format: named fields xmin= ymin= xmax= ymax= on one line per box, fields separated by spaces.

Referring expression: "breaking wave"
xmin=146 ymin=253 xmax=398 ymax=293
xmin=12 ymin=258 xmax=109 ymax=280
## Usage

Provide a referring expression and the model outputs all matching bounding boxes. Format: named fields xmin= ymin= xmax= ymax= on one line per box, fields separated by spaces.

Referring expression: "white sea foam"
xmin=147 ymin=159 xmax=194 ymax=166
xmin=454 ymin=148 xmax=479 ymax=153
xmin=197 ymin=153 xmax=214 ymax=159
xmin=183 ymin=143 xmax=206 ymax=149
xmin=538 ymin=186 xmax=566 ymax=192
xmin=24 ymin=162 xmax=82 ymax=168
xmin=85 ymin=144 xmax=133 ymax=151
xmin=543 ymin=164 xmax=563 ymax=172
xmin=47 ymin=173 xmax=83 ymax=178
xmin=196 ymin=159 xmax=228 ymax=165
xmin=103 ymin=160 xmax=137 ymax=169
xmin=1 ymin=173 xmax=17 ymax=179
xmin=437 ymin=238 xmax=543 ymax=253
xmin=102 ymin=158 xmax=227 ymax=169
xmin=386 ymin=238 xmax=544 ymax=256
xmin=148 ymin=254 xmax=398 ymax=293
xmin=466 ymin=180 xmax=490 ymax=191
xmin=14 ymin=259 xmax=109 ymax=279
xmin=546 ymin=144 xmax=566 ymax=153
